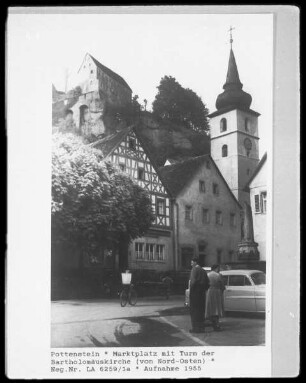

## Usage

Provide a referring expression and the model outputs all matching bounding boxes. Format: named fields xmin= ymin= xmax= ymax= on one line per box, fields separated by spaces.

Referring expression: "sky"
xmin=34 ymin=12 xmax=272 ymax=156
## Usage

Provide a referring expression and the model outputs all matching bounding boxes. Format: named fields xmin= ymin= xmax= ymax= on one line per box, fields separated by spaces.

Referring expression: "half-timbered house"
xmin=92 ymin=126 xmax=175 ymax=271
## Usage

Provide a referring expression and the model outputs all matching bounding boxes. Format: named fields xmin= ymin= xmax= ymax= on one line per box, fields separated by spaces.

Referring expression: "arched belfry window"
xmin=220 ymin=118 xmax=227 ymax=132
xmin=222 ymin=144 xmax=228 ymax=157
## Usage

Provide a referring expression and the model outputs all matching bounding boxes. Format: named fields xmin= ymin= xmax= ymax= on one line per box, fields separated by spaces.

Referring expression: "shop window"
xmin=135 ymin=242 xmax=144 ymax=259
xmin=145 ymin=244 xmax=154 ymax=260
xmin=156 ymin=244 xmax=165 ymax=261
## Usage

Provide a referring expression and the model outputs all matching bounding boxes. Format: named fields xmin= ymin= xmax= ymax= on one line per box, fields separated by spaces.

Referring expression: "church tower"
xmin=209 ymin=32 xmax=260 ymax=205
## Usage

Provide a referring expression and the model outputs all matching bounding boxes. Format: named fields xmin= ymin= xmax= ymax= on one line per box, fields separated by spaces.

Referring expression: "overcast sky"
xmin=22 ymin=12 xmax=273 ymax=156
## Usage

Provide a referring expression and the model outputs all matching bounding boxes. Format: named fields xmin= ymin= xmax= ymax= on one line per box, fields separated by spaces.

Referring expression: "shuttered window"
xmin=254 ymin=194 xmax=260 ymax=213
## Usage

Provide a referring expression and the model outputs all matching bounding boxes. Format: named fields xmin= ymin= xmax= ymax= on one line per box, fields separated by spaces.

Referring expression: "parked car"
xmin=185 ymin=269 xmax=266 ymax=313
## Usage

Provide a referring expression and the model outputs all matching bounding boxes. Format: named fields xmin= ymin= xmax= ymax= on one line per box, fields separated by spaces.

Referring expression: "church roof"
xmin=159 ymin=155 xmax=241 ymax=207
xmin=88 ymin=54 xmax=132 ymax=92
xmin=215 ymin=48 xmax=253 ymax=112
xmin=244 ymin=152 xmax=267 ymax=190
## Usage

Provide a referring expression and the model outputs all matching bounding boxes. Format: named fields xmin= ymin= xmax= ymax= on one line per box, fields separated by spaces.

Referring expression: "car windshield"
xmin=251 ymin=272 xmax=266 ymax=285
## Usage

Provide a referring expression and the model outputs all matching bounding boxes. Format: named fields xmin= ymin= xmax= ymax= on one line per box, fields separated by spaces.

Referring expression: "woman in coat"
xmin=205 ymin=264 xmax=225 ymax=331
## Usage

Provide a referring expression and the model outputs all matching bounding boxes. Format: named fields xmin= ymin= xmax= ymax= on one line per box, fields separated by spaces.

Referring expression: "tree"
xmin=52 ymin=133 xmax=154 ymax=271
xmin=152 ymin=76 xmax=210 ymax=135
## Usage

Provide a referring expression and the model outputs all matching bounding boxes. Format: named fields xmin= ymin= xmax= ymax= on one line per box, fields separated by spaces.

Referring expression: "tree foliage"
xmin=52 ymin=133 xmax=154 ymax=261
xmin=152 ymin=76 xmax=210 ymax=135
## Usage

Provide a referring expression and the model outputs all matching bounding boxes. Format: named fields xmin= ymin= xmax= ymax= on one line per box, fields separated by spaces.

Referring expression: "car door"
xmin=224 ymin=274 xmax=256 ymax=312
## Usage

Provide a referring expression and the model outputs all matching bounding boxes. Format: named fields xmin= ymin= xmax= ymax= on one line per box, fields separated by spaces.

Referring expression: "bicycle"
xmin=120 ymin=283 xmax=137 ymax=307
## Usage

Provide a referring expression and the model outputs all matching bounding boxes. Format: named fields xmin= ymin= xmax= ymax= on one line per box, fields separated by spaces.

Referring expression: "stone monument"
xmin=237 ymin=202 xmax=260 ymax=261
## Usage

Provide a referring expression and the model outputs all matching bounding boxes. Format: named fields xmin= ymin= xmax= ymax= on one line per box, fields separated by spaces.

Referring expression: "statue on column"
xmin=241 ymin=202 xmax=254 ymax=242
xmin=238 ymin=201 xmax=259 ymax=261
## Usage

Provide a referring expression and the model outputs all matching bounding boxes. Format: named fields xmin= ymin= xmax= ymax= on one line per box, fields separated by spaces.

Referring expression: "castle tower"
xmin=209 ymin=34 xmax=260 ymax=205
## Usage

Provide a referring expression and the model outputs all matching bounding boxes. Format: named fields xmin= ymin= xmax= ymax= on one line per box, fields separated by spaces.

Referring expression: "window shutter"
xmin=254 ymin=194 xmax=260 ymax=213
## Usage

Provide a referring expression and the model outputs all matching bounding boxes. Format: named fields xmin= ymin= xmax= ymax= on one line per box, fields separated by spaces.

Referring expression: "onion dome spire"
xmin=216 ymin=29 xmax=252 ymax=111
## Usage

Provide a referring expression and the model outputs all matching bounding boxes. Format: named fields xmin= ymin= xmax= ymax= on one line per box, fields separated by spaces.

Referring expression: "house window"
xmin=128 ymin=138 xmax=136 ymax=150
xmin=145 ymin=244 xmax=154 ymax=260
xmin=119 ymin=164 xmax=126 ymax=172
xmin=138 ymin=167 xmax=145 ymax=180
xmin=230 ymin=213 xmax=237 ymax=227
xmin=202 ymin=208 xmax=210 ymax=224
xmin=185 ymin=205 xmax=193 ymax=221
xmin=220 ymin=118 xmax=227 ymax=132
xmin=156 ymin=244 xmax=165 ymax=261
xmin=261 ymin=192 xmax=267 ymax=213
xmin=222 ymin=144 xmax=228 ymax=157
xmin=157 ymin=199 xmax=165 ymax=215
xmin=199 ymin=180 xmax=206 ymax=193
xmin=255 ymin=192 xmax=267 ymax=214
xmin=135 ymin=242 xmax=144 ymax=259
xmin=216 ymin=211 xmax=223 ymax=225
xmin=213 ymin=183 xmax=219 ymax=195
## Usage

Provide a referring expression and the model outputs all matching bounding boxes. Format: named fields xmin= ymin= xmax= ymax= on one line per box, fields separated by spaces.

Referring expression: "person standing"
xmin=189 ymin=257 xmax=210 ymax=333
xmin=205 ymin=264 xmax=225 ymax=331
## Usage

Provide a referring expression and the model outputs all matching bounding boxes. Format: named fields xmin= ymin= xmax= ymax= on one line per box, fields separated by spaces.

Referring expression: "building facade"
xmin=159 ymin=155 xmax=242 ymax=270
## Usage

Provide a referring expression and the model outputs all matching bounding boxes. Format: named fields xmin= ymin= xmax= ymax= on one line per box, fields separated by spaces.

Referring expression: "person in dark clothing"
xmin=189 ymin=257 xmax=210 ymax=333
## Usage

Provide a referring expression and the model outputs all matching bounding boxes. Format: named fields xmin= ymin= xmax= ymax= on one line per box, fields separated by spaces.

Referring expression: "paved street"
xmin=51 ymin=296 xmax=265 ymax=348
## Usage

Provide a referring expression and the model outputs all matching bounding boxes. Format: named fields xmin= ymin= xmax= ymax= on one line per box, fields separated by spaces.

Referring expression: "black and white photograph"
xmin=50 ymin=12 xmax=271 ymax=349
xmin=6 ymin=6 xmax=299 ymax=379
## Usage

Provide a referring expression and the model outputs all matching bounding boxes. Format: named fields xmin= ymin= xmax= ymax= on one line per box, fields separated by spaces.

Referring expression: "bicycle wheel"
xmin=120 ymin=290 xmax=128 ymax=307
xmin=129 ymin=288 xmax=137 ymax=306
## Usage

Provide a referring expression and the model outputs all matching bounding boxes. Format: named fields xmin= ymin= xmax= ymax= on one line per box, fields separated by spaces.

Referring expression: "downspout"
xmin=171 ymin=200 xmax=179 ymax=271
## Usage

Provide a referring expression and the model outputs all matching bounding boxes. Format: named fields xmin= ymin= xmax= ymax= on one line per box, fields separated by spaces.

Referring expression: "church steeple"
xmin=216 ymin=43 xmax=252 ymax=111
xmin=224 ymin=48 xmax=243 ymax=89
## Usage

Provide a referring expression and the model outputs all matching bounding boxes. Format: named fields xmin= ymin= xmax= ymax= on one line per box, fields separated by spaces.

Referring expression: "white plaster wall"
xmin=249 ymin=159 xmax=267 ymax=260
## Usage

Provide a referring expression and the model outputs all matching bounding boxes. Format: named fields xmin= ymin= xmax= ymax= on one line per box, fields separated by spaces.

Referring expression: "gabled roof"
xmin=159 ymin=154 xmax=241 ymax=208
xmin=90 ymin=126 xmax=173 ymax=197
xmin=159 ymin=155 xmax=209 ymax=198
xmin=244 ymin=152 xmax=267 ymax=191
xmin=81 ymin=53 xmax=132 ymax=92
xmin=90 ymin=128 xmax=132 ymax=158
